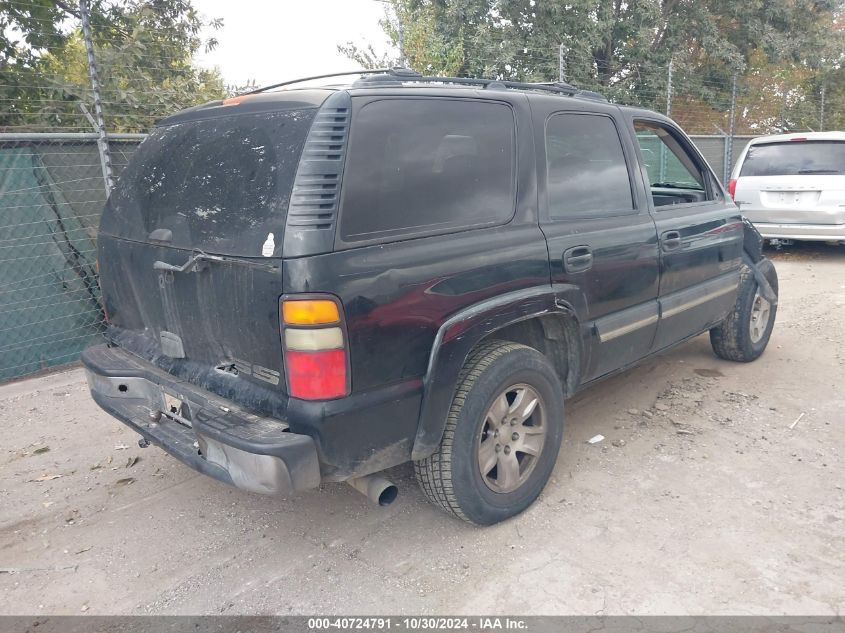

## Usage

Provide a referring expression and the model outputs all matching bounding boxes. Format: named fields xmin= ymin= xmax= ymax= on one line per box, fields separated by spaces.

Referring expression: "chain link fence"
xmin=0 ymin=133 xmax=142 ymax=380
xmin=0 ymin=0 xmax=220 ymax=381
xmin=0 ymin=127 xmax=769 ymax=382
xmin=1 ymin=4 xmax=842 ymax=382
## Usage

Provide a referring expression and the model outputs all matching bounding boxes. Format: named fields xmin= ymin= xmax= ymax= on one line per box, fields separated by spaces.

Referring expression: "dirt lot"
xmin=1 ymin=244 xmax=844 ymax=616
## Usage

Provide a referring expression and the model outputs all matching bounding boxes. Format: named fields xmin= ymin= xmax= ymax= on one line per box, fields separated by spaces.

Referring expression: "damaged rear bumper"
xmin=81 ymin=345 xmax=321 ymax=495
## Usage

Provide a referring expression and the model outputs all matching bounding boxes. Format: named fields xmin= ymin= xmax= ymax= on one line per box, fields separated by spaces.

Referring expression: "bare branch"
xmin=54 ymin=0 xmax=81 ymax=19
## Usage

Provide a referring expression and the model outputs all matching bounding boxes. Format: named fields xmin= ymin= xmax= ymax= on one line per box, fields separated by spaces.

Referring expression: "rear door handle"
xmin=563 ymin=245 xmax=593 ymax=273
xmin=661 ymin=230 xmax=682 ymax=252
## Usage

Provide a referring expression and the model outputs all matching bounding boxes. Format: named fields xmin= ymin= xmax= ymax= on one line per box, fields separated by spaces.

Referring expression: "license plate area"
xmin=761 ymin=190 xmax=821 ymax=208
xmin=160 ymin=388 xmax=193 ymax=428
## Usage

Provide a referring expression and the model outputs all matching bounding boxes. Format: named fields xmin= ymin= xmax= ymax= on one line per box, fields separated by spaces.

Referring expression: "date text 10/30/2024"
xmin=307 ymin=617 xmax=529 ymax=630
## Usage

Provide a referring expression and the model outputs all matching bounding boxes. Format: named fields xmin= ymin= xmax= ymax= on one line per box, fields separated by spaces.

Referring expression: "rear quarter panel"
xmin=280 ymin=92 xmax=551 ymax=475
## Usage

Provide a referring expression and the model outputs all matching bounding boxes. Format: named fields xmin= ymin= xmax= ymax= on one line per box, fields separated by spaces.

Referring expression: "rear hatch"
xmin=98 ymin=101 xmax=320 ymax=402
xmin=734 ymin=140 xmax=845 ymax=225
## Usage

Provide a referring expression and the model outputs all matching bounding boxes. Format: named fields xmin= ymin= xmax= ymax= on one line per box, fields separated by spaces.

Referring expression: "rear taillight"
xmin=281 ymin=298 xmax=348 ymax=400
xmin=285 ymin=350 xmax=346 ymax=400
xmin=728 ymin=178 xmax=737 ymax=200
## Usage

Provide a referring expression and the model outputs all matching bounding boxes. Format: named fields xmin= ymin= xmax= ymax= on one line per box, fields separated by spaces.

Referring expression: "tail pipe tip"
xmin=347 ymin=474 xmax=398 ymax=506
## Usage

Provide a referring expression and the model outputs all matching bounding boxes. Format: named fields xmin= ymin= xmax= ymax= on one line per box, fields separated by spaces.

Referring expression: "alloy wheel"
xmin=477 ymin=384 xmax=546 ymax=494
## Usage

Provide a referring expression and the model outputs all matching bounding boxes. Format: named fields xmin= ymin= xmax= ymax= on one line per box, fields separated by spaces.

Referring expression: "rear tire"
xmin=710 ymin=258 xmax=778 ymax=362
xmin=414 ymin=341 xmax=564 ymax=525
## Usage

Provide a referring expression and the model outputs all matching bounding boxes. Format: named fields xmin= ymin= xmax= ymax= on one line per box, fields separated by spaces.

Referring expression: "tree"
xmin=1 ymin=0 xmax=73 ymax=129
xmin=0 ymin=0 xmax=225 ymax=132
xmin=340 ymin=0 xmax=843 ymax=133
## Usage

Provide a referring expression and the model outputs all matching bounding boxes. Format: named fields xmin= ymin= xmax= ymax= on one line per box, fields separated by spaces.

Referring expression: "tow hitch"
xmin=769 ymin=238 xmax=794 ymax=249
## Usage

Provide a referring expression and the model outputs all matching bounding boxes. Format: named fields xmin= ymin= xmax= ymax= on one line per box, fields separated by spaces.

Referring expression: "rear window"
xmin=101 ymin=109 xmax=316 ymax=256
xmin=739 ymin=141 xmax=845 ymax=177
xmin=338 ymin=98 xmax=516 ymax=244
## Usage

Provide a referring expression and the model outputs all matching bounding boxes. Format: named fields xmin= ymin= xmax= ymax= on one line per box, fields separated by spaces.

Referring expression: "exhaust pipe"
xmin=347 ymin=474 xmax=398 ymax=506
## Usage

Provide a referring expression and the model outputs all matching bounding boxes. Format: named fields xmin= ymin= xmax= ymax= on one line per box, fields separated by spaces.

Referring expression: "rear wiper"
xmin=153 ymin=250 xmax=279 ymax=274
xmin=797 ymin=169 xmax=841 ymax=174
xmin=153 ymin=250 xmax=212 ymax=273
xmin=651 ymin=182 xmax=703 ymax=190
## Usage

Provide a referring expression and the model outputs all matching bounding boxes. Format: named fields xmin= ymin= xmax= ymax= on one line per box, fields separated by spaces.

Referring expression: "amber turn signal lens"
xmin=282 ymin=300 xmax=340 ymax=325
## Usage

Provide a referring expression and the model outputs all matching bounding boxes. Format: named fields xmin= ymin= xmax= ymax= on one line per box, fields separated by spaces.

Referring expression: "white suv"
xmin=729 ymin=131 xmax=845 ymax=243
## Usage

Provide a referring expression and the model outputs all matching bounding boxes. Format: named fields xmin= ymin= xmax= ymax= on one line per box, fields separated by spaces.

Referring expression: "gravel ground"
xmin=1 ymin=244 xmax=844 ymax=616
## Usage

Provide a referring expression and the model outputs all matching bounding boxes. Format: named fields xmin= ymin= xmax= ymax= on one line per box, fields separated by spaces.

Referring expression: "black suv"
xmin=83 ymin=69 xmax=778 ymax=525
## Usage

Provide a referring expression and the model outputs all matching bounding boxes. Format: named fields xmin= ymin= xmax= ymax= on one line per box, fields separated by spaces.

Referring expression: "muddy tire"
xmin=710 ymin=258 xmax=778 ymax=362
xmin=414 ymin=341 xmax=564 ymax=525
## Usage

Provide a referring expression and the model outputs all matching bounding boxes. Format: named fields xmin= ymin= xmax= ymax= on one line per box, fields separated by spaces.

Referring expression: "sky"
xmin=192 ymin=0 xmax=395 ymax=89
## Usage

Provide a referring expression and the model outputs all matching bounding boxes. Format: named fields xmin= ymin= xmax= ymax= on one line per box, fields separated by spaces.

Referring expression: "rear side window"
xmin=545 ymin=113 xmax=633 ymax=218
xmin=101 ymin=109 xmax=316 ymax=256
xmin=740 ymin=141 xmax=845 ymax=177
xmin=339 ymin=98 xmax=516 ymax=244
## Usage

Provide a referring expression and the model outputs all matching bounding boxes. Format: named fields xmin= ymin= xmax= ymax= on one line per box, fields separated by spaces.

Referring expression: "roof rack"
xmin=244 ymin=68 xmax=392 ymax=95
xmin=248 ymin=67 xmax=607 ymax=102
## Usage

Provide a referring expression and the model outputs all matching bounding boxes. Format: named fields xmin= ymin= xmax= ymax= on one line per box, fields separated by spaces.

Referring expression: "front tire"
xmin=710 ymin=258 xmax=778 ymax=362
xmin=414 ymin=341 xmax=564 ymax=525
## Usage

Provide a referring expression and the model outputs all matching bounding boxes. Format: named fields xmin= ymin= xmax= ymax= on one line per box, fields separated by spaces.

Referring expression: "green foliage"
xmin=340 ymin=0 xmax=844 ymax=133
xmin=0 ymin=0 xmax=225 ymax=132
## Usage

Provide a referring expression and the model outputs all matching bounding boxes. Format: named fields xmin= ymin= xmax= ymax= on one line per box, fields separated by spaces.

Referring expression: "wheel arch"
xmin=411 ymin=286 xmax=584 ymax=460
xmin=477 ymin=313 xmax=581 ymax=397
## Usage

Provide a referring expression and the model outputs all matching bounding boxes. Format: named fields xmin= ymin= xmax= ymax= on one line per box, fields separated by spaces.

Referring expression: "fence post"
xmin=559 ymin=43 xmax=566 ymax=82
xmin=397 ymin=15 xmax=405 ymax=67
xmin=780 ymin=88 xmax=787 ymax=131
xmin=819 ymin=82 xmax=826 ymax=132
xmin=660 ymin=58 xmax=674 ymax=182
xmin=725 ymin=72 xmax=738 ymax=184
xmin=79 ymin=0 xmax=113 ymax=196
xmin=665 ymin=57 xmax=673 ymax=117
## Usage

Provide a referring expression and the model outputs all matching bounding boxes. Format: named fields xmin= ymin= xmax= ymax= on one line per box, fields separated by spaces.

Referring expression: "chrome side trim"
xmin=661 ymin=284 xmax=737 ymax=319
xmin=598 ymin=314 xmax=659 ymax=343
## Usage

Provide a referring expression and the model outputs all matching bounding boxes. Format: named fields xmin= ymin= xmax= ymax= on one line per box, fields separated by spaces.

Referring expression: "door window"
xmin=545 ymin=113 xmax=634 ymax=219
xmin=634 ymin=121 xmax=713 ymax=208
